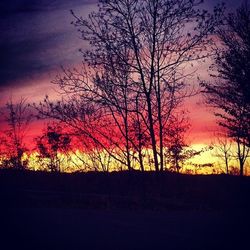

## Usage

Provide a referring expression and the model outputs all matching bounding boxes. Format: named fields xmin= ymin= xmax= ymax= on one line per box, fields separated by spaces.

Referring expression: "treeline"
xmin=1 ymin=169 xmax=250 ymax=211
xmin=0 ymin=0 xmax=249 ymax=175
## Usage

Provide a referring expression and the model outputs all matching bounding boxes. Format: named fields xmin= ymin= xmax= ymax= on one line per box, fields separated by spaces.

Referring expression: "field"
xmin=1 ymin=170 xmax=250 ymax=249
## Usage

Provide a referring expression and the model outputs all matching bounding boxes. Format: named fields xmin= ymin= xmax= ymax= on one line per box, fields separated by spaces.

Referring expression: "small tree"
xmin=0 ymin=98 xmax=32 ymax=170
xmin=212 ymin=135 xmax=233 ymax=174
xmin=164 ymin=114 xmax=204 ymax=172
xmin=164 ymin=115 xmax=189 ymax=172
xmin=36 ymin=124 xmax=71 ymax=172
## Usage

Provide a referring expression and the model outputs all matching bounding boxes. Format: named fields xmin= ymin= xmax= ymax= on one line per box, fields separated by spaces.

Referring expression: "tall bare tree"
xmin=37 ymin=0 xmax=223 ymax=172
xmin=76 ymin=0 xmax=222 ymax=171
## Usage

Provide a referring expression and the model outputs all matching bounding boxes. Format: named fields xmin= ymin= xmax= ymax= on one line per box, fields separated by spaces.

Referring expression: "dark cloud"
xmin=0 ymin=26 xmax=83 ymax=86
xmin=0 ymin=0 xmax=97 ymax=89
xmin=0 ymin=0 xmax=241 ymax=90
xmin=1 ymin=33 xmax=59 ymax=84
xmin=0 ymin=0 xmax=97 ymax=14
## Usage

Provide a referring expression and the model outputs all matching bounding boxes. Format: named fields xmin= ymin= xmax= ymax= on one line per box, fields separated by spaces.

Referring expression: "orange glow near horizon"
xmin=1 ymin=85 xmax=248 ymax=175
xmin=0 ymin=68 xmax=248 ymax=175
xmin=1 ymin=144 xmax=249 ymax=175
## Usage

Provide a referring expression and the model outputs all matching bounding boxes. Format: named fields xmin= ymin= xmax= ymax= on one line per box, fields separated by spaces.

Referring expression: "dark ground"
xmin=0 ymin=170 xmax=250 ymax=249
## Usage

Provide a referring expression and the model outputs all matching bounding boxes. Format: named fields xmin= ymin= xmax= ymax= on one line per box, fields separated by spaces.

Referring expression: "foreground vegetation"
xmin=1 ymin=169 xmax=249 ymax=211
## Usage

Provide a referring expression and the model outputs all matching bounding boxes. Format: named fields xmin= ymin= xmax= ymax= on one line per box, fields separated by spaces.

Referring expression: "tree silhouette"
xmin=164 ymin=115 xmax=189 ymax=172
xmin=164 ymin=114 xmax=205 ymax=172
xmin=36 ymin=0 xmax=223 ymax=172
xmin=0 ymin=98 xmax=32 ymax=170
xmin=212 ymin=134 xmax=233 ymax=175
xmin=36 ymin=124 xmax=71 ymax=172
xmin=202 ymin=2 xmax=250 ymax=175
xmin=36 ymin=96 xmax=131 ymax=169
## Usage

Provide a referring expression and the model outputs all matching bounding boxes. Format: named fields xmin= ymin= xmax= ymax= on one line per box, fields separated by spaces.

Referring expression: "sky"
xmin=0 ymin=0 xmax=243 ymax=147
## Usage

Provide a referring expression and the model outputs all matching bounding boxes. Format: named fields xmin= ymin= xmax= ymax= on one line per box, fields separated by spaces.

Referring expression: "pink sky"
xmin=0 ymin=0 xmax=242 ymax=149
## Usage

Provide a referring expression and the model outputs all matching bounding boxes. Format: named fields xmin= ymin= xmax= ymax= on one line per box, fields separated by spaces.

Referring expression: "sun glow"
xmin=1 ymin=143 xmax=248 ymax=175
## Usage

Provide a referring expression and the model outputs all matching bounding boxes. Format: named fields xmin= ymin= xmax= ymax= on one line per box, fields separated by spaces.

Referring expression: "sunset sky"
xmin=1 ymin=3 xmax=249 ymax=247
xmin=0 ymin=0 xmax=244 ymax=157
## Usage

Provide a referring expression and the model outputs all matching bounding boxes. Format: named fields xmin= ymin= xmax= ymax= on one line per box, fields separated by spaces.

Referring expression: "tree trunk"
xmin=146 ymin=95 xmax=159 ymax=171
xmin=124 ymin=111 xmax=132 ymax=171
xmin=126 ymin=144 xmax=132 ymax=171
xmin=157 ymin=90 xmax=164 ymax=172
xmin=225 ymin=155 xmax=229 ymax=174
xmin=138 ymin=146 xmax=144 ymax=172
xmin=239 ymin=159 xmax=244 ymax=176
xmin=237 ymin=138 xmax=245 ymax=176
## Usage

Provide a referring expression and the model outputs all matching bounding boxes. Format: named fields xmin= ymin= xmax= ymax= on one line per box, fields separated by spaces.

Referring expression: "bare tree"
xmin=202 ymin=2 xmax=250 ymax=175
xmin=73 ymin=137 xmax=115 ymax=172
xmin=87 ymin=147 xmax=113 ymax=172
xmin=0 ymin=98 xmax=32 ymax=169
xmin=37 ymin=0 xmax=223 ymax=172
xmin=36 ymin=95 xmax=131 ymax=170
xmin=74 ymin=0 xmax=223 ymax=172
xmin=212 ymin=135 xmax=233 ymax=174
xmin=235 ymin=134 xmax=250 ymax=176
